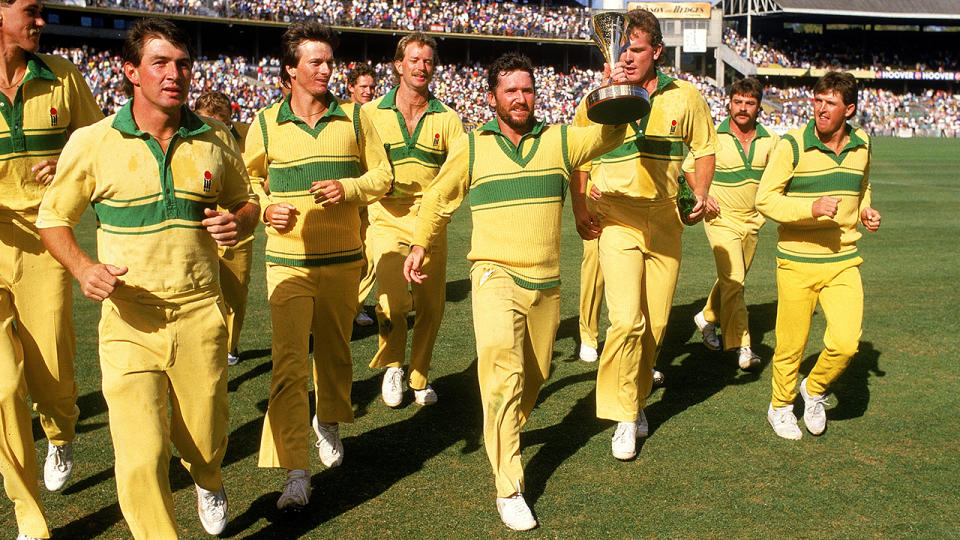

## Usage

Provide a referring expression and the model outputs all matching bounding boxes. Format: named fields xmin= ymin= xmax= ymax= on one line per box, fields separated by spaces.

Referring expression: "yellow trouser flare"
xmin=219 ymin=236 xmax=254 ymax=354
xmin=578 ymin=237 xmax=605 ymax=349
xmin=357 ymin=206 xmax=376 ymax=310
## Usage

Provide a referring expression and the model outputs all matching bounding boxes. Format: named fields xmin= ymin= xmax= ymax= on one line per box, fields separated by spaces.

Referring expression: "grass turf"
xmin=4 ymin=136 xmax=959 ymax=538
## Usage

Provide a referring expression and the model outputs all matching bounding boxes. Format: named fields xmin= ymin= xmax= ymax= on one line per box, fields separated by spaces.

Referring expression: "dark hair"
xmin=347 ymin=62 xmax=376 ymax=87
xmin=280 ymin=22 xmax=339 ymax=78
xmin=486 ymin=53 xmax=535 ymax=92
xmin=813 ymin=70 xmax=858 ymax=111
xmin=728 ymin=77 xmax=763 ymax=102
xmin=121 ymin=18 xmax=194 ymax=97
xmin=625 ymin=9 xmax=664 ymax=50
xmin=392 ymin=32 xmax=438 ymax=81
xmin=194 ymin=91 xmax=231 ymax=120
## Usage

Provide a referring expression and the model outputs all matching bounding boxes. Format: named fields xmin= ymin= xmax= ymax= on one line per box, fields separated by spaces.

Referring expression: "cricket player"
xmin=404 ymin=53 xmax=626 ymax=531
xmin=757 ymin=71 xmax=881 ymax=440
xmin=571 ymin=8 xmax=718 ymax=461
xmin=346 ymin=62 xmax=378 ymax=327
xmin=245 ymin=21 xmax=392 ymax=512
xmin=37 ymin=17 xmax=259 ymax=538
xmin=0 ymin=0 xmax=102 ymax=536
xmin=366 ymin=32 xmax=464 ymax=407
xmin=195 ymin=91 xmax=254 ymax=366
xmin=686 ymin=77 xmax=779 ymax=370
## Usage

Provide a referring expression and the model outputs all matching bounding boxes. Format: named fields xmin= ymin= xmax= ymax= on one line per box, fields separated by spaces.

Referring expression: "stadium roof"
xmin=724 ymin=0 xmax=960 ymax=19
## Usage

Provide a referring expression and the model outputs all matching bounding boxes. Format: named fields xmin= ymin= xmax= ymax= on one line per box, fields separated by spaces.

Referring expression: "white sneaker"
xmin=196 ymin=484 xmax=228 ymax=535
xmin=312 ymin=416 xmax=343 ymax=468
xmin=227 ymin=349 xmax=240 ymax=366
xmin=694 ymin=311 xmax=721 ymax=350
xmin=44 ymin=441 xmax=73 ymax=491
xmin=17 ymin=535 xmax=41 ymax=540
xmin=381 ymin=367 xmax=404 ymax=407
xmin=496 ymin=493 xmax=537 ymax=531
xmin=611 ymin=421 xmax=638 ymax=460
xmin=276 ymin=469 xmax=311 ymax=511
xmin=651 ymin=369 xmax=664 ymax=386
xmin=354 ymin=311 xmax=375 ymax=326
xmin=800 ymin=377 xmax=828 ymax=435
xmin=413 ymin=384 xmax=438 ymax=405
xmin=636 ymin=410 xmax=649 ymax=438
xmin=767 ymin=403 xmax=802 ymax=440
xmin=578 ymin=343 xmax=598 ymax=363
xmin=737 ymin=346 xmax=761 ymax=370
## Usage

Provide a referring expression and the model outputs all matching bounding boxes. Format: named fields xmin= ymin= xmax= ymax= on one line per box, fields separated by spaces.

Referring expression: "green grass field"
xmin=4 ymin=136 xmax=959 ymax=539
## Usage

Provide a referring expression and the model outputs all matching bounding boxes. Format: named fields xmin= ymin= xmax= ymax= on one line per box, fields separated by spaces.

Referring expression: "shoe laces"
xmin=50 ymin=445 xmax=69 ymax=472
xmin=612 ymin=423 xmax=633 ymax=443
xmin=387 ymin=369 xmax=403 ymax=390
xmin=315 ymin=422 xmax=339 ymax=448
xmin=199 ymin=489 xmax=226 ymax=520
xmin=282 ymin=471 xmax=309 ymax=498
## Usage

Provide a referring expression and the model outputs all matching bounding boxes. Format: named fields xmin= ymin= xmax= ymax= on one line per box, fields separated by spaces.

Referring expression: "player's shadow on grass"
xmin=796 ymin=340 xmax=883 ymax=422
xmin=446 ymin=278 xmax=470 ymax=303
xmin=223 ymin=360 xmax=484 ymax=538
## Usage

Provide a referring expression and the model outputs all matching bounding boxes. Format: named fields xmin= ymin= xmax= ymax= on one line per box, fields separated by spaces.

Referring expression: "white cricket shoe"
xmin=44 ymin=441 xmax=73 ymax=491
xmin=694 ymin=311 xmax=721 ymax=350
xmin=738 ymin=346 xmax=761 ymax=370
xmin=17 ymin=535 xmax=41 ymax=540
xmin=636 ymin=410 xmax=649 ymax=438
xmin=413 ymin=384 xmax=438 ymax=405
xmin=227 ymin=349 xmax=240 ymax=366
xmin=277 ymin=469 xmax=311 ymax=511
xmin=313 ymin=416 xmax=343 ymax=468
xmin=611 ymin=421 xmax=638 ymax=460
xmin=767 ymin=403 xmax=803 ymax=440
xmin=196 ymin=484 xmax=228 ymax=535
xmin=381 ymin=367 xmax=404 ymax=407
xmin=496 ymin=493 xmax=537 ymax=531
xmin=354 ymin=311 xmax=375 ymax=327
xmin=800 ymin=377 xmax=828 ymax=435
xmin=578 ymin=344 xmax=598 ymax=363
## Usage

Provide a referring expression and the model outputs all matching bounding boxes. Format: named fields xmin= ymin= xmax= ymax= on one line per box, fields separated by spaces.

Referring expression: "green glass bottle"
xmin=677 ymin=173 xmax=699 ymax=225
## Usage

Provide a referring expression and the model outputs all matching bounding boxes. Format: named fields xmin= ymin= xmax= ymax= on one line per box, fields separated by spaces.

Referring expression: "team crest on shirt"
xmin=433 ymin=132 xmax=440 ymax=147
xmin=202 ymin=171 xmax=212 ymax=192
xmin=50 ymin=107 xmax=58 ymax=126
xmin=669 ymin=120 xmax=677 ymax=135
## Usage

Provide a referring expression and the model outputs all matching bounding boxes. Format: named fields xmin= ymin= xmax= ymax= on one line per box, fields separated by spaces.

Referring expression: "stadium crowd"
xmin=48 ymin=45 xmax=960 ymax=137
xmin=65 ymin=0 xmax=593 ymax=40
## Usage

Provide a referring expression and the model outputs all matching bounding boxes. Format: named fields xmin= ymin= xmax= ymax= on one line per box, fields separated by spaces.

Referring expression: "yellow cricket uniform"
xmin=415 ymin=117 xmax=626 ymax=497
xmin=577 ymin=70 xmax=718 ymax=422
xmin=37 ymin=102 xmax=255 ymax=539
xmin=245 ymin=95 xmax=391 ymax=471
xmin=578 ymin=182 xmax=604 ymax=349
xmin=0 ymin=52 xmax=101 ymax=539
xmin=682 ymin=118 xmax=779 ymax=350
xmin=364 ymin=88 xmax=464 ymax=390
xmin=357 ymin=204 xmax=375 ymax=311
xmin=756 ymin=120 xmax=872 ymax=407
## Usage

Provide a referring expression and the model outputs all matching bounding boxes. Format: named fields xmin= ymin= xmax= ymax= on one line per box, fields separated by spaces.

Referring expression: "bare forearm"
xmin=691 ymin=154 xmax=715 ymax=197
xmin=232 ymin=201 xmax=260 ymax=238
xmin=39 ymin=226 xmax=96 ymax=280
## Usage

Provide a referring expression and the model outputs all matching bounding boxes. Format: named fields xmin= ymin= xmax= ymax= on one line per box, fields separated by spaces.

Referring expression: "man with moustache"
xmin=686 ymin=77 xmax=779 ymax=370
xmin=365 ymin=32 xmax=464 ymax=407
xmin=404 ymin=53 xmax=625 ymax=531
xmin=570 ymin=8 xmax=718 ymax=461
xmin=758 ymin=71 xmax=881 ymax=440
xmin=38 ymin=17 xmax=259 ymax=537
xmin=0 ymin=0 xmax=101 ymax=537
xmin=244 ymin=21 xmax=391 ymax=511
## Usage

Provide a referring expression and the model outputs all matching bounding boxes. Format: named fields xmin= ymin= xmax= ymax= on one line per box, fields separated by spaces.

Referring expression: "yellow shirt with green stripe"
xmin=36 ymin=101 xmax=256 ymax=295
xmin=365 ymin=87 xmax=464 ymax=202
xmin=414 ymin=118 xmax=626 ymax=289
xmin=244 ymin=95 xmax=392 ymax=267
xmin=756 ymin=120 xmax=872 ymax=263
xmin=0 ymin=53 xmax=102 ymax=223
xmin=575 ymin=70 xmax=717 ymax=200
xmin=682 ymin=118 xmax=779 ymax=218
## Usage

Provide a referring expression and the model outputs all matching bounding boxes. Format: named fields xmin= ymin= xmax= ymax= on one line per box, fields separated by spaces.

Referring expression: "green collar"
xmin=276 ymin=93 xmax=346 ymax=124
xmin=652 ymin=69 xmax=675 ymax=96
xmin=111 ymin=100 xmax=211 ymax=138
xmin=478 ymin=117 xmax=546 ymax=138
xmin=801 ymin=119 xmax=866 ymax=154
xmin=717 ymin=117 xmax=772 ymax=139
xmin=24 ymin=52 xmax=56 ymax=84
xmin=377 ymin=86 xmax=446 ymax=114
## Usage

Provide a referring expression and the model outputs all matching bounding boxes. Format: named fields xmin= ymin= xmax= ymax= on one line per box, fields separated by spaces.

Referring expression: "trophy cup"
xmin=585 ymin=11 xmax=651 ymax=124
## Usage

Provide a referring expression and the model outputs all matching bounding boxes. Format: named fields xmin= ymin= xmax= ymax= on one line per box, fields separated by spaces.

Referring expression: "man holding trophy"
xmin=571 ymin=8 xmax=719 ymax=461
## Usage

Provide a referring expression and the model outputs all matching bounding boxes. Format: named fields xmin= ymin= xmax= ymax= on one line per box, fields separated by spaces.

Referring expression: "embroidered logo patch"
xmin=203 ymin=170 xmax=212 ymax=192
xmin=433 ymin=132 xmax=440 ymax=147
xmin=670 ymin=120 xmax=677 ymax=135
xmin=50 ymin=107 xmax=58 ymax=126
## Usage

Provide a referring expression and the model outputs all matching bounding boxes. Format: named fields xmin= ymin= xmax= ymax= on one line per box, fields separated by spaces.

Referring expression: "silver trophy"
xmin=585 ymin=12 xmax=651 ymax=124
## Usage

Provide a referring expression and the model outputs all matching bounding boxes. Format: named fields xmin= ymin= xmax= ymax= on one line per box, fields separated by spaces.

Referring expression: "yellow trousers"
xmin=701 ymin=211 xmax=763 ymax=350
xmin=0 ymin=222 xmax=78 ymax=446
xmin=595 ymin=197 xmax=682 ymax=422
xmin=357 ymin=206 xmax=375 ymax=311
xmin=771 ymin=258 xmax=863 ymax=407
xmin=0 ymin=279 xmax=49 ymax=539
xmin=472 ymin=264 xmax=558 ymax=498
xmin=578 ymin=237 xmax=605 ymax=349
xmin=259 ymin=261 xmax=359 ymax=471
xmin=367 ymin=201 xmax=446 ymax=391
xmin=99 ymin=287 xmax=229 ymax=540
xmin=218 ymin=235 xmax=254 ymax=354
